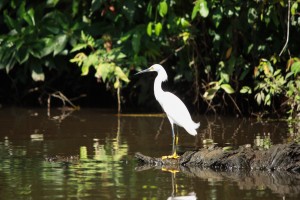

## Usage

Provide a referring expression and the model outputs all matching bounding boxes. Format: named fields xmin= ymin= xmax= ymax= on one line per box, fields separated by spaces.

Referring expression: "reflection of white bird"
xmin=167 ymin=192 xmax=197 ymax=200
xmin=135 ymin=64 xmax=200 ymax=159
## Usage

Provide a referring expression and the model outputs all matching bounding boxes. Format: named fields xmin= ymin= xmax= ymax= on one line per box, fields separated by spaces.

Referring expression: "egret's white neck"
xmin=154 ymin=69 xmax=168 ymax=101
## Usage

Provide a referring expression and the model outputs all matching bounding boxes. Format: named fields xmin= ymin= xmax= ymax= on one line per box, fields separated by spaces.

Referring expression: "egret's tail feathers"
xmin=193 ymin=122 xmax=200 ymax=129
xmin=185 ymin=122 xmax=200 ymax=136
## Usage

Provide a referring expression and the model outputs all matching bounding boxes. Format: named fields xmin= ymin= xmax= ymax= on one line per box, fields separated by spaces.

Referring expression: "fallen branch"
xmin=135 ymin=142 xmax=300 ymax=172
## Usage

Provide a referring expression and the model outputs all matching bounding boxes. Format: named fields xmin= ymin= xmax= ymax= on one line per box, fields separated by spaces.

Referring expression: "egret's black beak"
xmin=134 ymin=67 xmax=151 ymax=75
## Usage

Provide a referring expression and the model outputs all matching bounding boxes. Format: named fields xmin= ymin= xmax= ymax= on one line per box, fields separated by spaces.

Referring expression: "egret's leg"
xmin=162 ymin=122 xmax=180 ymax=159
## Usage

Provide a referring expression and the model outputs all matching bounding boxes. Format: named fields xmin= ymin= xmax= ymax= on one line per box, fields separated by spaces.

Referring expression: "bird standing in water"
xmin=135 ymin=64 xmax=200 ymax=159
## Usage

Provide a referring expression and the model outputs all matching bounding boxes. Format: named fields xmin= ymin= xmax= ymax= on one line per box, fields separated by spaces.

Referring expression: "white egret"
xmin=135 ymin=64 xmax=200 ymax=159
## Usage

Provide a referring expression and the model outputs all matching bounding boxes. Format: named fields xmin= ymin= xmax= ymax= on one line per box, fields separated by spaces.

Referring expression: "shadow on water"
xmin=0 ymin=108 xmax=299 ymax=199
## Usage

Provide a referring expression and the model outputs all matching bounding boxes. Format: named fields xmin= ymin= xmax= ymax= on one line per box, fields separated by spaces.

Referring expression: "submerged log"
xmin=135 ymin=142 xmax=300 ymax=172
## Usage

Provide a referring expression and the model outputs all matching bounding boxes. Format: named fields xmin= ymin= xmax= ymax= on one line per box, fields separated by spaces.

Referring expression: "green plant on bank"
xmin=248 ymin=57 xmax=300 ymax=117
xmin=198 ymin=0 xmax=300 ymax=116
xmin=70 ymin=32 xmax=130 ymax=112
xmin=0 ymin=1 xmax=80 ymax=81
xmin=0 ymin=0 xmax=300 ymax=117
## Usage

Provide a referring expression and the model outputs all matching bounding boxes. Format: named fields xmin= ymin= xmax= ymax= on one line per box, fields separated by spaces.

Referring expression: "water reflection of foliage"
xmin=69 ymin=117 xmax=130 ymax=198
xmin=287 ymin=120 xmax=300 ymax=144
xmin=254 ymin=133 xmax=272 ymax=150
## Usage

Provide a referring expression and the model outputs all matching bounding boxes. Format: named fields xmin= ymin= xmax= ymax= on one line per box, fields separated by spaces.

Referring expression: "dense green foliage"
xmin=0 ymin=0 xmax=300 ymax=116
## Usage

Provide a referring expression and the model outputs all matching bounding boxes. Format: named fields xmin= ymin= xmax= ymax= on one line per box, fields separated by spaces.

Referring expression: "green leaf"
xmin=192 ymin=0 xmax=209 ymax=19
xmin=291 ymin=61 xmax=300 ymax=76
xmin=71 ymin=43 xmax=88 ymax=53
xmin=53 ymin=34 xmax=68 ymax=56
xmin=248 ymin=8 xmax=258 ymax=24
xmin=265 ymin=94 xmax=271 ymax=106
xmin=40 ymin=37 xmax=56 ymax=57
xmin=115 ymin=66 xmax=130 ymax=83
xmin=255 ymin=93 xmax=262 ymax=105
xmin=24 ymin=8 xmax=35 ymax=26
xmin=221 ymin=84 xmax=235 ymax=94
xmin=29 ymin=41 xmax=45 ymax=58
xmin=291 ymin=2 xmax=298 ymax=16
xmin=220 ymin=72 xmax=229 ymax=83
xmin=31 ymin=65 xmax=45 ymax=82
xmin=119 ymin=31 xmax=132 ymax=42
xmin=199 ymin=0 xmax=209 ymax=18
xmin=132 ymin=33 xmax=141 ymax=53
xmin=191 ymin=2 xmax=200 ymax=20
xmin=81 ymin=54 xmax=97 ymax=76
xmin=155 ymin=22 xmax=162 ymax=36
xmin=240 ymin=86 xmax=252 ymax=94
xmin=147 ymin=22 xmax=153 ymax=36
xmin=203 ymin=88 xmax=218 ymax=100
xmin=180 ymin=18 xmax=191 ymax=27
xmin=212 ymin=7 xmax=222 ymax=28
xmin=95 ymin=63 xmax=114 ymax=82
xmin=81 ymin=64 xmax=89 ymax=76
xmin=16 ymin=47 xmax=29 ymax=64
xmin=3 ymin=10 xmax=21 ymax=31
xmin=158 ymin=0 xmax=168 ymax=17
xmin=146 ymin=2 xmax=153 ymax=18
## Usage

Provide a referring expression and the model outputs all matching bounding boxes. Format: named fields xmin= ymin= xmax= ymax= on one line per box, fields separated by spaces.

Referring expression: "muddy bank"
xmin=135 ymin=142 xmax=300 ymax=172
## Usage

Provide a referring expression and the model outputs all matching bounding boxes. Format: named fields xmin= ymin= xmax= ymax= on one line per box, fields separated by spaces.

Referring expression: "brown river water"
xmin=0 ymin=107 xmax=299 ymax=199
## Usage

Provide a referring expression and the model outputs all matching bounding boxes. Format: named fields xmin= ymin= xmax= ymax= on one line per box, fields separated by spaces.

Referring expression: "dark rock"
xmin=135 ymin=142 xmax=300 ymax=172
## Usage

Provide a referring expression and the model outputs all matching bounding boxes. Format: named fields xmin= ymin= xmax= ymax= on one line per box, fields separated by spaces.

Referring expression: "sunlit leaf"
xmin=203 ymin=88 xmax=218 ymax=100
xmin=265 ymin=93 xmax=271 ymax=106
xmin=119 ymin=31 xmax=132 ymax=42
xmin=180 ymin=18 xmax=191 ymax=27
xmin=291 ymin=61 xmax=300 ymax=76
xmin=240 ymin=86 xmax=252 ymax=94
xmin=71 ymin=43 xmax=87 ymax=52
xmin=212 ymin=7 xmax=222 ymax=27
xmin=114 ymin=78 xmax=120 ymax=89
xmin=221 ymin=84 xmax=235 ymax=94
xmin=291 ymin=2 xmax=298 ymax=16
xmin=115 ymin=66 xmax=130 ymax=83
xmin=95 ymin=63 xmax=113 ymax=82
xmin=191 ymin=0 xmax=209 ymax=19
xmin=255 ymin=93 xmax=262 ymax=105
xmin=158 ymin=0 xmax=168 ymax=17
xmin=31 ymin=65 xmax=45 ymax=82
xmin=155 ymin=22 xmax=162 ymax=36
xmin=220 ymin=72 xmax=229 ymax=83
xmin=191 ymin=2 xmax=200 ymax=20
xmin=81 ymin=54 xmax=97 ymax=76
xmin=179 ymin=32 xmax=190 ymax=43
xmin=248 ymin=8 xmax=258 ymax=24
xmin=53 ymin=34 xmax=68 ymax=56
xmin=147 ymin=22 xmax=153 ymax=36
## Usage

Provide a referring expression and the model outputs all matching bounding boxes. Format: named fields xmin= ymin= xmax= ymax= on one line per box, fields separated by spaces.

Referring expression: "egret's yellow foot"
xmin=161 ymin=152 xmax=180 ymax=160
xmin=162 ymin=167 xmax=179 ymax=173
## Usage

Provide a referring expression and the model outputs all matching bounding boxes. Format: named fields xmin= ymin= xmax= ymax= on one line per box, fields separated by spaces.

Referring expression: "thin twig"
xmin=160 ymin=45 xmax=185 ymax=65
xmin=117 ymin=78 xmax=121 ymax=113
xmin=228 ymin=94 xmax=243 ymax=116
xmin=279 ymin=0 xmax=291 ymax=56
xmin=48 ymin=91 xmax=79 ymax=111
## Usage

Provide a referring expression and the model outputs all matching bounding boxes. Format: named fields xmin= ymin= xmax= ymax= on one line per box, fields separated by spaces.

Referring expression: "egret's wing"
xmin=159 ymin=92 xmax=199 ymax=132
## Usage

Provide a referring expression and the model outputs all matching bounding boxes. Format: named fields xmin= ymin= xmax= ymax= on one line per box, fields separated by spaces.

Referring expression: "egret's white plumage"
xmin=135 ymin=64 xmax=200 ymax=158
